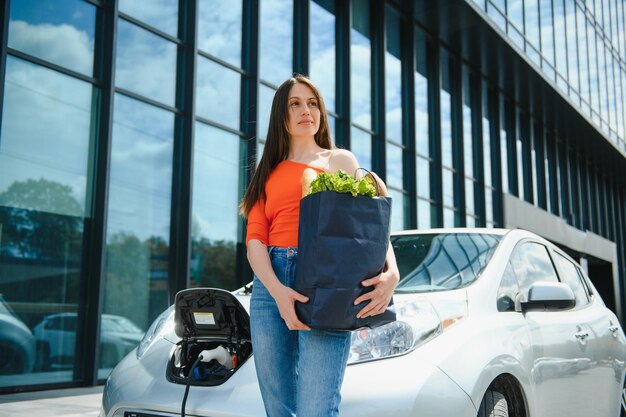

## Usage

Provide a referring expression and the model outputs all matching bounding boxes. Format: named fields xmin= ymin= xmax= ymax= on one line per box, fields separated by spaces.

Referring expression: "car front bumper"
xmin=102 ymin=339 xmax=476 ymax=417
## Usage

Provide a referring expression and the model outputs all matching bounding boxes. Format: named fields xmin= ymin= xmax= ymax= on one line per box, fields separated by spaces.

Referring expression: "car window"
xmin=509 ymin=241 xmax=559 ymax=303
xmin=497 ymin=261 xmax=520 ymax=312
xmin=554 ymin=252 xmax=590 ymax=307
xmin=393 ymin=233 xmax=502 ymax=293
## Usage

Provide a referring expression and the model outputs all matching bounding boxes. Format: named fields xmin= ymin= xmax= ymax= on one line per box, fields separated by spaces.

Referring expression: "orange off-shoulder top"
xmin=246 ymin=160 xmax=326 ymax=248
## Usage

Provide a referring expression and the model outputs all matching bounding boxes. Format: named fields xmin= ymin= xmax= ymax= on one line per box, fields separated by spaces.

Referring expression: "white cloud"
xmin=8 ymin=20 xmax=93 ymax=75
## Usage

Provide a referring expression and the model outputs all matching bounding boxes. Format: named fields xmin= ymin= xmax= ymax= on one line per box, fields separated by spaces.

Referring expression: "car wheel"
xmin=478 ymin=390 xmax=508 ymax=417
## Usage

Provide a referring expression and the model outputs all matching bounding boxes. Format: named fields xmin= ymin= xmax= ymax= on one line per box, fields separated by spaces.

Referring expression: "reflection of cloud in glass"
xmin=440 ymin=89 xmax=453 ymax=168
xmin=417 ymin=199 xmax=430 ymax=228
xmin=260 ymin=0 xmax=293 ymax=86
xmin=197 ymin=0 xmax=242 ymax=66
xmin=386 ymin=143 xmax=403 ymax=189
xmin=415 ymin=73 xmax=429 ymax=157
xmin=192 ymin=123 xmax=240 ymax=242
xmin=463 ymin=104 xmax=473 ymax=178
xmin=442 ymin=168 xmax=453 ymax=207
xmin=196 ymin=57 xmax=240 ymax=129
xmin=351 ymin=127 xmax=371 ymax=171
xmin=351 ymin=40 xmax=372 ymax=128
xmin=385 ymin=54 xmax=402 ymax=141
xmin=108 ymin=94 xmax=174 ymax=240
xmin=0 ymin=57 xmax=92 ymax=216
xmin=416 ymin=156 xmax=429 ymax=198
xmin=115 ymin=19 xmax=177 ymax=106
xmin=257 ymin=84 xmax=276 ymax=139
xmin=310 ymin=1 xmax=336 ymax=112
xmin=118 ymin=0 xmax=178 ymax=36
xmin=8 ymin=20 xmax=94 ymax=75
xmin=465 ymin=178 xmax=474 ymax=216
xmin=389 ymin=188 xmax=404 ymax=232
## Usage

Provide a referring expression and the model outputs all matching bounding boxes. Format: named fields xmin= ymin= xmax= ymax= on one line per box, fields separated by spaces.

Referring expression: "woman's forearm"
xmin=247 ymin=239 xmax=283 ymax=296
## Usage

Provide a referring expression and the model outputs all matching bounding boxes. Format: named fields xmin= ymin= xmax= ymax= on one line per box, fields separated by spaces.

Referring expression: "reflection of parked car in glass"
xmin=0 ymin=294 xmax=35 ymax=375
xmin=33 ymin=313 xmax=144 ymax=370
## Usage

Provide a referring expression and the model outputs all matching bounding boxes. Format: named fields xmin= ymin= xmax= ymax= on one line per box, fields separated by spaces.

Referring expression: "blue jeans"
xmin=250 ymin=246 xmax=352 ymax=417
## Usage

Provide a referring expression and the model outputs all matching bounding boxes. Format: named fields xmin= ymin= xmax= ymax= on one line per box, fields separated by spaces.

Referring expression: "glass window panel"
xmin=485 ymin=187 xmax=494 ymax=224
xmin=443 ymin=168 xmax=454 ymax=207
xmin=462 ymin=68 xmax=473 ymax=179
xmin=197 ymin=0 xmax=242 ymax=67
xmin=191 ymin=123 xmax=240 ymax=289
xmin=415 ymin=27 xmax=429 ymax=158
xmin=507 ymin=0 xmax=525 ymax=49
xmin=116 ymin=19 xmax=177 ymax=106
xmin=385 ymin=7 xmax=402 ymax=143
xmin=416 ymin=156 xmax=430 ymax=199
xmin=576 ymin=6 xmax=590 ymax=108
xmin=118 ymin=0 xmax=178 ymax=36
xmin=443 ymin=207 xmax=455 ymax=228
xmin=310 ymin=0 xmax=336 ymax=112
xmin=487 ymin=0 xmax=507 ymax=30
xmin=258 ymin=84 xmax=275 ymax=139
xmin=0 ymin=58 xmax=92 ymax=385
xmin=351 ymin=127 xmax=371 ymax=171
xmin=8 ymin=0 xmax=95 ymax=76
xmin=516 ymin=117 xmax=524 ymax=201
xmin=386 ymin=143 xmax=403 ymax=189
xmin=482 ymin=83 xmax=492 ymax=189
xmin=328 ymin=116 xmax=336 ymax=142
xmin=586 ymin=18 xmax=599 ymax=114
xmin=524 ymin=0 xmax=541 ymax=64
xmin=597 ymin=34 xmax=609 ymax=125
xmin=499 ymin=95 xmax=509 ymax=194
xmin=417 ymin=198 xmax=431 ymax=229
xmin=0 ymin=57 xmax=92 ymax=217
xmin=440 ymin=51 xmax=452 ymax=169
xmin=553 ymin=0 xmax=568 ymax=80
xmin=195 ymin=57 xmax=240 ymax=130
xmin=389 ymin=189 xmax=404 ymax=232
xmin=539 ymin=0 xmax=555 ymax=66
xmin=607 ymin=53 xmax=616 ymax=132
xmin=466 ymin=178 xmax=475 ymax=216
xmin=351 ymin=0 xmax=372 ymax=129
xmin=101 ymin=94 xmax=174 ymax=376
xmin=260 ymin=0 xmax=293 ymax=86
xmin=565 ymin=0 xmax=578 ymax=92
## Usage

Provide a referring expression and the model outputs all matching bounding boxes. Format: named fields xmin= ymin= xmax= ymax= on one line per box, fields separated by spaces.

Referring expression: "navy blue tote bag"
xmin=294 ymin=190 xmax=396 ymax=330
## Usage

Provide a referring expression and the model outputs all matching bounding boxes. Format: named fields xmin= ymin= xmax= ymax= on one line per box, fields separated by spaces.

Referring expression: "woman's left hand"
xmin=354 ymin=269 xmax=399 ymax=319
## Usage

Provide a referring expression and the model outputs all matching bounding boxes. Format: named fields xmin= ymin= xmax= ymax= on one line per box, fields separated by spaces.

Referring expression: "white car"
xmin=101 ymin=228 xmax=626 ymax=417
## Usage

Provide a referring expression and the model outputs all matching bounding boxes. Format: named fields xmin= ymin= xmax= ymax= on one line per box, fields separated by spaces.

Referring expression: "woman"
xmin=240 ymin=75 xmax=399 ymax=417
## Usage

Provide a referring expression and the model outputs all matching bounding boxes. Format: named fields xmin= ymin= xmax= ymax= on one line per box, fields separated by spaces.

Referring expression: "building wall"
xmin=0 ymin=0 xmax=624 ymax=392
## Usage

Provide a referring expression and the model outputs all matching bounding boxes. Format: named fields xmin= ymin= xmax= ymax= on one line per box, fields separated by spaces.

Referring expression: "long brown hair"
xmin=240 ymin=75 xmax=332 ymax=216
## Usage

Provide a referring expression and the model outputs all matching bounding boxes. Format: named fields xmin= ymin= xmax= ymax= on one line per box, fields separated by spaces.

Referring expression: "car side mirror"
xmin=521 ymin=281 xmax=576 ymax=313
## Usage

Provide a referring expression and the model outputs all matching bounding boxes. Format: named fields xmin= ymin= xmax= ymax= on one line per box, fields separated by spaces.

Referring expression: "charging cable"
xmin=181 ymin=346 xmax=234 ymax=417
xmin=181 ymin=355 xmax=202 ymax=417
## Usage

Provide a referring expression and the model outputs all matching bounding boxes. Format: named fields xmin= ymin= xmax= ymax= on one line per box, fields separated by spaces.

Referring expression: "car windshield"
xmin=392 ymin=233 xmax=502 ymax=293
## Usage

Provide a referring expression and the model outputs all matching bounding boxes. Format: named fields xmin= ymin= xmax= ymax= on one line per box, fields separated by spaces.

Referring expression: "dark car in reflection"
xmin=33 ymin=313 xmax=144 ymax=370
xmin=0 ymin=294 xmax=35 ymax=375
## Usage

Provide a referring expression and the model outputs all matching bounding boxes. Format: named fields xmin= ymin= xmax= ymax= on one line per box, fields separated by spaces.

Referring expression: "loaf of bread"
xmin=302 ymin=168 xmax=318 ymax=197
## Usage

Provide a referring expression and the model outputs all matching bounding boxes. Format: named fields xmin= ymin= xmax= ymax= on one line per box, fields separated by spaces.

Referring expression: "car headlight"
xmin=136 ymin=305 xmax=175 ymax=359
xmin=348 ymin=298 xmax=466 ymax=365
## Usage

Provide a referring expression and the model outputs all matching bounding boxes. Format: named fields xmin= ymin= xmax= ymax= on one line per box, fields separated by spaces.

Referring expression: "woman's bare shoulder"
xmin=329 ymin=148 xmax=359 ymax=173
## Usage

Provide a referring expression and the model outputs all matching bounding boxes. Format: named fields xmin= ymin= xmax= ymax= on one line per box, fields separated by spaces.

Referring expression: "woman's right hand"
xmin=270 ymin=284 xmax=311 ymax=331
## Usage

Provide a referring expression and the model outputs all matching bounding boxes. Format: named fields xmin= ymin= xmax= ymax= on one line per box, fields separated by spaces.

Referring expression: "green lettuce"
xmin=309 ymin=170 xmax=377 ymax=197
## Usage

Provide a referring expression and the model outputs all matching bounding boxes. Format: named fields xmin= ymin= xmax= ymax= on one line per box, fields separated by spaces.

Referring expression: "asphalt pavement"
xmin=0 ymin=386 xmax=103 ymax=417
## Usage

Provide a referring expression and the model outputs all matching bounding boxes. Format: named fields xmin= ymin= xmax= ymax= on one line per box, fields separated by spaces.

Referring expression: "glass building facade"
xmin=0 ymin=0 xmax=624 ymax=392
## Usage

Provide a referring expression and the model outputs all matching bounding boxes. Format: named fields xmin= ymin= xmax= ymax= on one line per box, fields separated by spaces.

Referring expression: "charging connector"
xmin=198 ymin=345 xmax=234 ymax=370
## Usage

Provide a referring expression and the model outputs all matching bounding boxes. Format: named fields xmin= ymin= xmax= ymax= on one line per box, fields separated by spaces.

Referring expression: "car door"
xmin=553 ymin=252 xmax=625 ymax=416
xmin=508 ymin=240 xmax=589 ymax=417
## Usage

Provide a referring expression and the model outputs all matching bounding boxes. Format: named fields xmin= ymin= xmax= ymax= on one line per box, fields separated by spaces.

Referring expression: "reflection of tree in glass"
xmin=191 ymin=239 xmax=236 ymax=290
xmin=0 ymin=179 xmax=82 ymax=259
